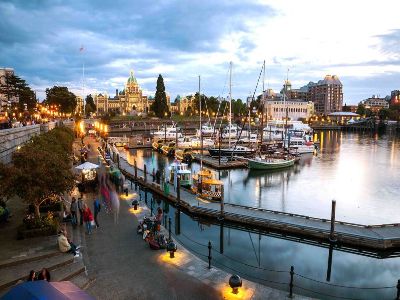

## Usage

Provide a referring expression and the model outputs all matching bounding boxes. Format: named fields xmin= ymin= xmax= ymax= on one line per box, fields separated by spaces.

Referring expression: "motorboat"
xmin=239 ymin=133 xmax=259 ymax=144
xmin=196 ymin=123 xmax=215 ymax=137
xmin=191 ymin=137 xmax=214 ymax=148
xmin=222 ymin=124 xmax=240 ymax=139
xmin=208 ymin=145 xmax=255 ymax=157
xmin=285 ymin=138 xmax=315 ymax=154
xmin=161 ymin=142 xmax=176 ymax=156
xmin=169 ymin=161 xmax=192 ymax=187
xmin=151 ymin=125 xmax=183 ymax=140
xmin=177 ymin=136 xmax=193 ymax=149
xmin=175 ymin=148 xmax=194 ymax=164
xmin=152 ymin=140 xmax=164 ymax=152
xmin=191 ymin=169 xmax=223 ymax=201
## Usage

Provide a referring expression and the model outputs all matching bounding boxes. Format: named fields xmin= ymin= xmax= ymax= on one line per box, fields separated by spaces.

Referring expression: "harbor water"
xmin=120 ymin=131 xmax=400 ymax=299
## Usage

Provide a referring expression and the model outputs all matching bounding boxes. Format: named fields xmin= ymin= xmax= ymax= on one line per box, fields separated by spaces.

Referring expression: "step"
xmin=69 ymin=273 xmax=93 ymax=290
xmin=51 ymin=260 xmax=85 ymax=282
xmin=0 ymin=253 xmax=74 ymax=291
xmin=0 ymin=248 xmax=61 ymax=269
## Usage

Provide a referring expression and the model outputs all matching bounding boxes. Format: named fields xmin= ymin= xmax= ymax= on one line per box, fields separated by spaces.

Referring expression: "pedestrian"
xmin=93 ymin=196 xmax=101 ymax=228
xmin=58 ymin=230 xmax=80 ymax=257
xmin=82 ymin=203 xmax=94 ymax=234
xmin=109 ymin=183 xmax=120 ymax=225
xmin=77 ymin=198 xmax=84 ymax=225
xmin=70 ymin=197 xmax=78 ymax=226
xmin=37 ymin=268 xmax=51 ymax=282
xmin=27 ymin=270 xmax=36 ymax=281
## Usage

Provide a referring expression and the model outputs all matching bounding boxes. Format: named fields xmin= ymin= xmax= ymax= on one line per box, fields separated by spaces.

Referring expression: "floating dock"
xmin=192 ymin=154 xmax=247 ymax=169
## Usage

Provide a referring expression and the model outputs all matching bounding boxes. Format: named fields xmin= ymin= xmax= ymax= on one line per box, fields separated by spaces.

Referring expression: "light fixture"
xmin=166 ymin=241 xmax=177 ymax=258
xmin=229 ymin=275 xmax=242 ymax=294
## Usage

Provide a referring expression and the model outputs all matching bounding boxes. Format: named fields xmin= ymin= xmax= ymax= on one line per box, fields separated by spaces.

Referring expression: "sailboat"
xmin=191 ymin=75 xmax=223 ymax=201
xmin=208 ymin=62 xmax=255 ymax=157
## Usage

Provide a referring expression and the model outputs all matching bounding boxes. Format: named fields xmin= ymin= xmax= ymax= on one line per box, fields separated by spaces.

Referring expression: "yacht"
xmin=222 ymin=124 xmax=240 ymax=139
xmin=196 ymin=123 xmax=215 ymax=137
xmin=208 ymin=145 xmax=255 ymax=157
xmin=151 ymin=125 xmax=183 ymax=140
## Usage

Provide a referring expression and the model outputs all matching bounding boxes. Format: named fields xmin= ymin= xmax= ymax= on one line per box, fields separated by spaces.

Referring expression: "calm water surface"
xmin=120 ymin=131 xmax=400 ymax=299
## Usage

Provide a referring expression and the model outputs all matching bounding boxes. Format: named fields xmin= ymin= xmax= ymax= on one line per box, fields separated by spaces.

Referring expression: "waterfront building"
xmin=0 ymin=68 xmax=19 ymax=111
xmin=266 ymin=99 xmax=314 ymax=121
xmin=176 ymin=95 xmax=194 ymax=115
xmin=75 ymin=95 xmax=83 ymax=115
xmin=300 ymin=75 xmax=343 ymax=115
xmin=391 ymin=90 xmax=400 ymax=105
xmin=362 ymin=95 xmax=389 ymax=113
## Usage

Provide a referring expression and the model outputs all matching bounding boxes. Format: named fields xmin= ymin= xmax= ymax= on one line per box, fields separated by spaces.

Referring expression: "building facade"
xmin=391 ymin=90 xmax=400 ymax=106
xmin=363 ymin=95 xmax=389 ymax=113
xmin=0 ymin=68 xmax=19 ymax=111
xmin=266 ymin=99 xmax=314 ymax=121
xmin=177 ymin=95 xmax=194 ymax=114
xmin=75 ymin=96 xmax=83 ymax=115
xmin=95 ymin=71 xmax=148 ymax=115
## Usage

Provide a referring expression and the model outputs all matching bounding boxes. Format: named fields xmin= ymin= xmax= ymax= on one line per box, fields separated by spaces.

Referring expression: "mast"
xmin=229 ymin=62 xmax=232 ymax=148
xmin=260 ymin=60 xmax=265 ymax=146
xmin=199 ymin=75 xmax=203 ymax=170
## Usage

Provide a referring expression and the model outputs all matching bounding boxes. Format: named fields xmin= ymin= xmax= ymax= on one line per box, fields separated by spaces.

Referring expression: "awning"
xmin=75 ymin=162 xmax=99 ymax=170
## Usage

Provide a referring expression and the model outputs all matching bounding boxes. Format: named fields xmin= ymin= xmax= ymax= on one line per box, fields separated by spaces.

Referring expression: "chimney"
xmin=116 ymin=89 xmax=118 ymax=97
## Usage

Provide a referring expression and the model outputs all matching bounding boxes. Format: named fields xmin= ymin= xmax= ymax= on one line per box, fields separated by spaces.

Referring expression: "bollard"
xmin=208 ymin=241 xmax=212 ymax=269
xmin=330 ymin=200 xmax=336 ymax=242
xmin=144 ymin=188 xmax=148 ymax=204
xmin=134 ymin=160 xmax=138 ymax=191
xmin=144 ymin=164 xmax=147 ymax=183
xmin=397 ymin=279 xmax=400 ymax=300
xmin=289 ymin=266 xmax=294 ymax=298
xmin=220 ymin=185 xmax=224 ymax=219
xmin=168 ymin=217 xmax=172 ymax=241
xmin=177 ymin=176 xmax=181 ymax=205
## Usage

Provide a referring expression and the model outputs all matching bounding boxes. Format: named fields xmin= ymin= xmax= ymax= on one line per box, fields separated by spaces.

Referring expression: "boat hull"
xmin=247 ymin=158 xmax=295 ymax=170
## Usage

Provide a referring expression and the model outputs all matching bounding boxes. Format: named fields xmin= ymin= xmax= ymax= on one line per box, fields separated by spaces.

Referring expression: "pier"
xmin=114 ymin=157 xmax=400 ymax=253
xmin=192 ymin=154 xmax=247 ymax=169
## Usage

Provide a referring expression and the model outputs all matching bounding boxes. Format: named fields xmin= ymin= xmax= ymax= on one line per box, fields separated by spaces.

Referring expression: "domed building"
xmin=94 ymin=70 xmax=148 ymax=115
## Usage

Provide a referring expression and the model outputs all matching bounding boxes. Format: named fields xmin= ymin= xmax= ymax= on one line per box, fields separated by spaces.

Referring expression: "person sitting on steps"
xmin=57 ymin=229 xmax=80 ymax=257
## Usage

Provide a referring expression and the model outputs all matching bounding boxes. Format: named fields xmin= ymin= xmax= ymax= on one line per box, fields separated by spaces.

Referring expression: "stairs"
xmin=0 ymin=248 xmax=92 ymax=296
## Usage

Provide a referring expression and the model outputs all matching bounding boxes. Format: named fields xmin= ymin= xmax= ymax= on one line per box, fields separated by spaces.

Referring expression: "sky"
xmin=1 ymin=0 xmax=400 ymax=104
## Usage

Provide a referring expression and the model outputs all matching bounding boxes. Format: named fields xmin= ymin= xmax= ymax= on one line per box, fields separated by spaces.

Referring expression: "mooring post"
xmin=144 ymin=164 xmax=147 ymax=184
xmin=150 ymin=193 xmax=153 ymax=216
xmin=134 ymin=160 xmax=138 ymax=191
xmin=289 ymin=266 xmax=294 ymax=298
xmin=330 ymin=200 xmax=336 ymax=242
xmin=396 ymin=279 xmax=400 ymax=300
xmin=176 ymin=176 xmax=181 ymax=205
xmin=168 ymin=217 xmax=172 ymax=241
xmin=208 ymin=241 xmax=212 ymax=269
xmin=218 ymin=127 xmax=222 ymax=166
xmin=144 ymin=188 xmax=148 ymax=204
xmin=175 ymin=209 xmax=181 ymax=235
xmin=220 ymin=185 xmax=224 ymax=219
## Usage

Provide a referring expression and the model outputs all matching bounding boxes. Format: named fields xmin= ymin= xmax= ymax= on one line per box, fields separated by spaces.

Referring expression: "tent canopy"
xmin=1 ymin=280 xmax=95 ymax=300
xmin=75 ymin=162 xmax=99 ymax=170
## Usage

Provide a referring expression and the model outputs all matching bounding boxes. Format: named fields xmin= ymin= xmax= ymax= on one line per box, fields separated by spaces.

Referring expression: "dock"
xmin=113 ymin=157 xmax=400 ymax=254
xmin=192 ymin=154 xmax=247 ymax=169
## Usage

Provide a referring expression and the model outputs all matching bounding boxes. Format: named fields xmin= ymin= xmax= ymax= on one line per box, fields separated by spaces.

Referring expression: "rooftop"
xmin=328 ymin=112 xmax=359 ymax=116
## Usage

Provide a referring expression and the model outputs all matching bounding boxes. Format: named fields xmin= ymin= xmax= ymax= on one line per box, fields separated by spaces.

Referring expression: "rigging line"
xmin=248 ymin=232 xmax=260 ymax=265
xmin=212 ymin=65 xmax=231 ymax=135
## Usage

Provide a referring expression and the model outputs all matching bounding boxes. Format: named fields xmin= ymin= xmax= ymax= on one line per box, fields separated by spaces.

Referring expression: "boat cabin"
xmin=191 ymin=169 xmax=224 ymax=201
xmin=169 ymin=162 xmax=192 ymax=187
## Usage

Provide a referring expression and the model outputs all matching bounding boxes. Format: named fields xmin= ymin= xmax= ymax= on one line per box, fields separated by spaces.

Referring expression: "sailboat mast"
xmin=199 ymin=75 xmax=203 ymax=169
xmin=260 ymin=60 xmax=265 ymax=145
xmin=229 ymin=62 xmax=232 ymax=148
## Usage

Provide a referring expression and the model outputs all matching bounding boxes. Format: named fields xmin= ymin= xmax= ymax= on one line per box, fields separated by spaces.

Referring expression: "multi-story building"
xmin=95 ymin=71 xmax=148 ymax=115
xmin=363 ymin=95 xmax=389 ymax=113
xmin=300 ymin=75 xmax=343 ymax=115
xmin=266 ymin=99 xmax=314 ymax=121
xmin=391 ymin=90 xmax=400 ymax=106
xmin=0 ymin=68 xmax=19 ymax=111
xmin=176 ymin=95 xmax=194 ymax=114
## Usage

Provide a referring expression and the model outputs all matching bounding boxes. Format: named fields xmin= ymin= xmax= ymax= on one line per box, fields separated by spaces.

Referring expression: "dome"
xmin=127 ymin=70 xmax=137 ymax=84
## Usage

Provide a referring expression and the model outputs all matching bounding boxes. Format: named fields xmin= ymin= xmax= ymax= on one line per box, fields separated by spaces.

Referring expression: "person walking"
xmin=93 ymin=196 xmax=101 ymax=228
xmin=82 ymin=203 xmax=94 ymax=235
xmin=70 ymin=197 xmax=78 ymax=226
xmin=77 ymin=198 xmax=84 ymax=225
xmin=109 ymin=183 xmax=120 ymax=225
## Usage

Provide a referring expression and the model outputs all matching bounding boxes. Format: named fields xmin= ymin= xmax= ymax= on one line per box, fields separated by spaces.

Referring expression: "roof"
xmin=328 ymin=112 xmax=359 ymax=116
xmin=317 ymin=75 xmax=342 ymax=86
xmin=127 ymin=70 xmax=137 ymax=84
xmin=202 ymin=178 xmax=223 ymax=185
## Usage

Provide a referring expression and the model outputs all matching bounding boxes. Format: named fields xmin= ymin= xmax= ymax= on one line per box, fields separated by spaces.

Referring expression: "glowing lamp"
xmin=229 ymin=275 xmax=242 ymax=294
xmin=166 ymin=241 xmax=177 ymax=258
xmin=132 ymin=199 xmax=139 ymax=210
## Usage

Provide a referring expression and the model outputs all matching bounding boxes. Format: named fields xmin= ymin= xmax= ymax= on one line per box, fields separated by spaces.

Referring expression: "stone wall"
xmin=0 ymin=125 xmax=41 ymax=164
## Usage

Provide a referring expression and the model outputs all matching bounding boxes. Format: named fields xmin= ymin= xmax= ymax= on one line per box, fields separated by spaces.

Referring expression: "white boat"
xmin=169 ymin=161 xmax=192 ymax=187
xmin=208 ymin=145 xmax=255 ymax=157
xmin=222 ymin=124 xmax=241 ymax=139
xmin=285 ymin=138 xmax=315 ymax=154
xmin=191 ymin=137 xmax=214 ymax=148
xmin=196 ymin=123 xmax=215 ymax=137
xmin=151 ymin=125 xmax=183 ymax=140
xmin=247 ymin=156 xmax=295 ymax=170
xmin=239 ymin=133 xmax=259 ymax=144
xmin=177 ymin=137 xmax=193 ymax=149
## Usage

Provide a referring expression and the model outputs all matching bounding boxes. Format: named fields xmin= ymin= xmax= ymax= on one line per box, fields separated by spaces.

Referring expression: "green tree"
xmin=1 ymin=127 xmax=75 ymax=218
xmin=0 ymin=74 xmax=37 ymax=112
xmin=378 ymin=108 xmax=390 ymax=120
xmin=150 ymin=74 xmax=170 ymax=118
xmin=85 ymin=94 xmax=96 ymax=116
xmin=44 ymin=86 xmax=76 ymax=114
xmin=356 ymin=103 xmax=366 ymax=116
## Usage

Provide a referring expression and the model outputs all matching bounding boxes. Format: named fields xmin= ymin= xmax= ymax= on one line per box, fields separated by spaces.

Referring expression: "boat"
xmin=169 ymin=161 xmax=192 ymax=187
xmin=191 ymin=137 xmax=214 ymax=148
xmin=175 ymin=148 xmax=194 ymax=164
xmin=196 ymin=123 xmax=215 ymax=137
xmin=191 ymin=169 xmax=223 ymax=201
xmin=152 ymin=140 xmax=164 ymax=152
xmin=208 ymin=145 xmax=255 ymax=157
xmin=177 ymin=136 xmax=193 ymax=149
xmin=151 ymin=124 xmax=183 ymax=140
xmin=286 ymin=138 xmax=315 ymax=154
xmin=161 ymin=142 xmax=176 ymax=156
xmin=239 ymin=133 xmax=259 ymax=144
xmin=247 ymin=155 xmax=295 ymax=170
xmin=222 ymin=124 xmax=240 ymax=139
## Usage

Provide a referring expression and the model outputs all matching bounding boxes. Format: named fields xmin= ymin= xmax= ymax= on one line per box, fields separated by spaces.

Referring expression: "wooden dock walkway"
xmin=116 ymin=157 xmax=400 ymax=252
xmin=192 ymin=154 xmax=247 ymax=170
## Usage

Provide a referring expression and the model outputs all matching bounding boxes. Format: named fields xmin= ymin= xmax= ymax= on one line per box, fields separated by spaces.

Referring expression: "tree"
xmin=378 ymin=108 xmax=390 ymax=120
xmin=150 ymin=75 xmax=170 ymax=118
xmin=85 ymin=94 xmax=96 ymax=116
xmin=0 ymin=74 xmax=37 ymax=112
xmin=356 ymin=103 xmax=366 ymax=116
xmin=44 ymin=86 xmax=76 ymax=114
xmin=3 ymin=127 xmax=75 ymax=219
